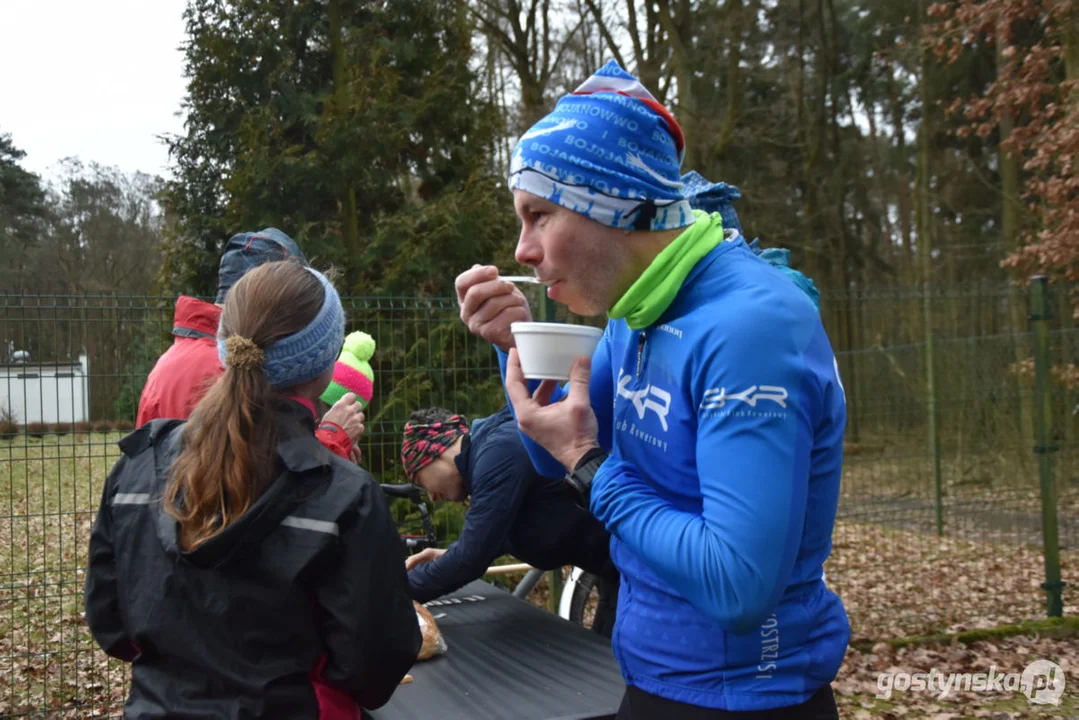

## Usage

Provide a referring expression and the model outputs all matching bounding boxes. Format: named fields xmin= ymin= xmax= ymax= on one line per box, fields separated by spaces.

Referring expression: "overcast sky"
xmin=0 ymin=0 xmax=189 ymax=183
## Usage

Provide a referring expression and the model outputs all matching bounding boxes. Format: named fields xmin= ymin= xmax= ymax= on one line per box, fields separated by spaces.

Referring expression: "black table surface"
xmin=370 ymin=580 xmax=626 ymax=720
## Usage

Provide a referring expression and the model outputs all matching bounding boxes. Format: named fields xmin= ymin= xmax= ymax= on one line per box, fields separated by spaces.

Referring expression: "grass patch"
xmin=0 ymin=432 xmax=129 ymax=717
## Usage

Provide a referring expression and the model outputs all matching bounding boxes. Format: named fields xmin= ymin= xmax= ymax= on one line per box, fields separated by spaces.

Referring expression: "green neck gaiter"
xmin=608 ymin=210 xmax=723 ymax=329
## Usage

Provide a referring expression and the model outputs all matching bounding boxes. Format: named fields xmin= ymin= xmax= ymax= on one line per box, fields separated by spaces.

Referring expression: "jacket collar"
xmin=453 ymin=433 xmax=473 ymax=496
xmin=273 ymin=397 xmax=334 ymax=474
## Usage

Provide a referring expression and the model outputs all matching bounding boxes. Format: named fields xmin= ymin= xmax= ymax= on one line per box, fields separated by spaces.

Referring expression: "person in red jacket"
xmin=137 ymin=228 xmax=364 ymax=460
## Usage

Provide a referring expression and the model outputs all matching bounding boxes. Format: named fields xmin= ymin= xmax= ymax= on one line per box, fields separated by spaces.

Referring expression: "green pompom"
xmin=342 ymin=331 xmax=376 ymax=363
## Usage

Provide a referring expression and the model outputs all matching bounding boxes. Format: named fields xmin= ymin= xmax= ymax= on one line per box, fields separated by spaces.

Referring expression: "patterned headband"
xmin=401 ymin=415 xmax=470 ymax=481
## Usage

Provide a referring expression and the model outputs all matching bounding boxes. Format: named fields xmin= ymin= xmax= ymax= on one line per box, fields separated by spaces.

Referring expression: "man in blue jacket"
xmin=401 ymin=406 xmax=619 ymax=636
xmin=455 ymin=60 xmax=849 ymax=718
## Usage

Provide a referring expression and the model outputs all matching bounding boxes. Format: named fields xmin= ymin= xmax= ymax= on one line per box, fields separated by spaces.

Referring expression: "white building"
xmin=0 ymin=351 xmax=90 ymax=424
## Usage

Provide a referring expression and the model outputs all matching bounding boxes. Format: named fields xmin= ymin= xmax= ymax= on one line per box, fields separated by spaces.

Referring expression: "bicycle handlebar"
xmin=380 ymin=483 xmax=438 ymax=551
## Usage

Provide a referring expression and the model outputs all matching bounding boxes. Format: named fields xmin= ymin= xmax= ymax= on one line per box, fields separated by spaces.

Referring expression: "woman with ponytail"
xmin=85 ymin=261 xmax=421 ymax=719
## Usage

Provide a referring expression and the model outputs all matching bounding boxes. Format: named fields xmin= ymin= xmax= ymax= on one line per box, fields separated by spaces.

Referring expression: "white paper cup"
xmin=510 ymin=321 xmax=604 ymax=381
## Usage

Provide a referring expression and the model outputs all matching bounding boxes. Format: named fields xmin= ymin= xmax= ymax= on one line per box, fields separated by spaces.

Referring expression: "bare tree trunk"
xmin=889 ymin=63 xmax=915 ymax=289
xmin=655 ymin=0 xmax=699 ymax=167
xmin=519 ymin=76 xmax=547 ymax=129
xmin=498 ymin=53 xmax=512 ymax=164
xmin=715 ymin=0 xmax=744 ymax=162
xmin=997 ymin=13 xmax=1036 ymax=446
xmin=801 ymin=0 xmax=830 ymax=287
xmin=486 ymin=27 xmax=500 ymax=170
xmin=329 ymin=0 xmax=360 ymax=286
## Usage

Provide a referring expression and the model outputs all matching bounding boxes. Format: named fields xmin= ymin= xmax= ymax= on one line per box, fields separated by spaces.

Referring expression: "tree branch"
xmin=541 ymin=0 xmax=551 ymax=79
xmin=715 ymin=0 xmax=744 ymax=157
xmin=467 ymin=4 xmax=527 ymax=77
xmin=583 ymin=0 xmax=628 ymax=68
xmin=526 ymin=0 xmax=540 ymax=77
xmin=627 ymin=0 xmax=645 ymax=68
xmin=506 ymin=0 xmax=526 ymax=40
xmin=547 ymin=17 xmax=586 ymax=81
xmin=654 ymin=0 xmax=689 ymax=66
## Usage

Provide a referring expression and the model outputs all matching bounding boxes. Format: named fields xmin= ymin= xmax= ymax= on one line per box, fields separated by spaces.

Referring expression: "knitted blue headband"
xmin=508 ymin=60 xmax=694 ymax=232
xmin=217 ymin=267 xmax=345 ymax=389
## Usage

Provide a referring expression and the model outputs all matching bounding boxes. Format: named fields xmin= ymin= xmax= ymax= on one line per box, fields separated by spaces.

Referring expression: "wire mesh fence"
xmin=0 ymin=292 xmax=504 ymax=716
xmin=0 ymin=280 xmax=1074 ymax=715
xmin=822 ymin=281 xmax=1077 ymax=643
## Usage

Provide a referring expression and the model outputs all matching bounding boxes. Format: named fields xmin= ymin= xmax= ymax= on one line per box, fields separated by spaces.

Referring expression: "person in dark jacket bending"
xmin=85 ymin=260 xmax=420 ymax=720
xmin=401 ymin=405 xmax=619 ymax=635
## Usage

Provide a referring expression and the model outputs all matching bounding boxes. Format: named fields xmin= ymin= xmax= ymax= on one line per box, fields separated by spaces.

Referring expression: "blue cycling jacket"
xmin=497 ymin=234 xmax=850 ymax=711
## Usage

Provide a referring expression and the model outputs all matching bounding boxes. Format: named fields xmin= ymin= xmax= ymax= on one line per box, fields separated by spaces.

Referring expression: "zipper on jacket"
xmin=636 ymin=331 xmax=647 ymax=378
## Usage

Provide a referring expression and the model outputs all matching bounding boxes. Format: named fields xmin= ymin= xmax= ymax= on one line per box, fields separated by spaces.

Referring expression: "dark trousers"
xmin=616 ymin=684 xmax=839 ymax=720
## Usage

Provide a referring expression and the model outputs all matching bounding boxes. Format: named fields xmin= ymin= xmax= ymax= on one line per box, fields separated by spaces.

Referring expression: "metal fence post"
xmin=922 ymin=285 xmax=944 ymax=536
xmin=1029 ymin=275 xmax=1064 ymax=617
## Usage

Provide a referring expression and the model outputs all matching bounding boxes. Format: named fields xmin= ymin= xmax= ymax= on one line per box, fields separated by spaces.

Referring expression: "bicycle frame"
xmin=511 ymin=567 xmax=545 ymax=599
xmin=514 ymin=566 xmax=590 ymax=624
